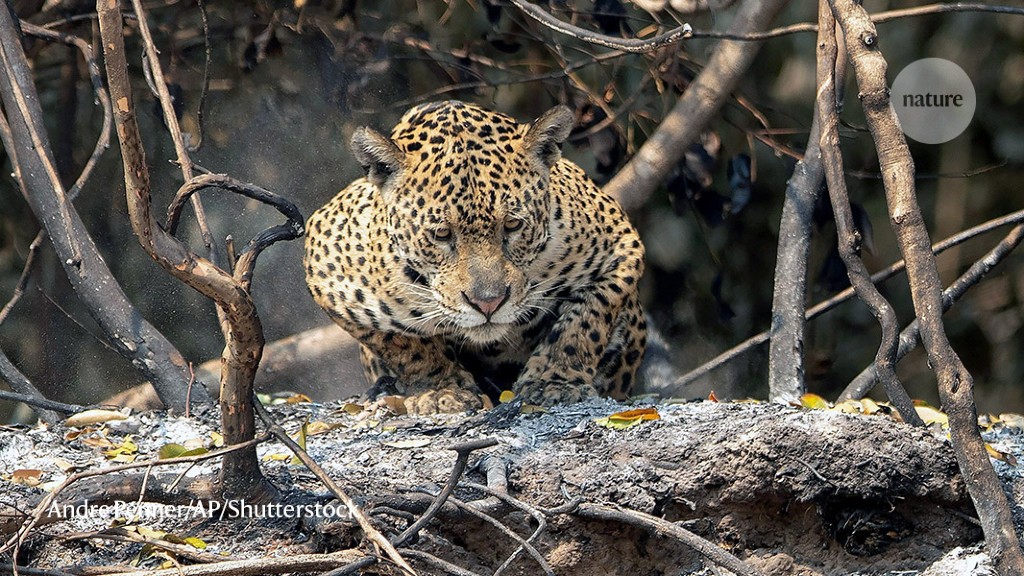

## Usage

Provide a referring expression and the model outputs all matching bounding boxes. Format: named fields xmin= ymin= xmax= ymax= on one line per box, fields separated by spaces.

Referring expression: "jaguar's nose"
xmin=463 ymin=285 xmax=511 ymax=320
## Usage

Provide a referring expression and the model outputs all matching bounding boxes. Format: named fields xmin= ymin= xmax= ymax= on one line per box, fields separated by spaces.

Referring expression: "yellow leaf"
xmin=382 ymin=438 xmax=432 ymax=449
xmin=499 ymin=390 xmax=516 ymax=403
xmin=105 ymin=435 xmax=138 ymax=460
xmin=290 ymin=421 xmax=309 ymax=465
xmin=986 ymin=443 xmax=1018 ymax=466
xmin=263 ymin=452 xmax=291 ymax=461
xmin=183 ymin=536 xmax=207 ymax=549
xmin=595 ymin=407 xmax=660 ymax=430
xmin=860 ymin=398 xmax=881 ymax=415
xmin=340 ymin=402 xmax=364 ymax=415
xmin=305 ymin=420 xmax=342 ymax=436
xmin=285 ymin=393 xmax=313 ymax=404
xmin=914 ymin=405 xmax=949 ymax=427
xmin=66 ymin=409 xmax=127 ymax=428
xmin=800 ymin=393 xmax=830 ymax=410
xmin=209 ymin=431 xmax=224 ymax=448
xmin=159 ymin=443 xmax=209 ymax=459
xmin=833 ymin=400 xmax=863 ymax=414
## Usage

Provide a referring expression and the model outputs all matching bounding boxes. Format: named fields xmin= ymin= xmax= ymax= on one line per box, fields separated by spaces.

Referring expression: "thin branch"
xmin=686 ymin=3 xmax=1024 ymax=41
xmin=508 ymin=0 xmax=691 ymax=53
xmin=670 ymin=208 xmax=1024 ymax=388
xmin=828 ymin=0 xmax=1024 ymax=570
xmin=393 ymin=438 xmax=498 ymax=547
xmin=842 ymin=224 xmax=1024 ymax=400
xmin=252 ymin=400 xmax=415 ymax=576
xmin=188 ymin=0 xmax=211 ymax=152
xmin=575 ymin=503 xmax=765 ymax=576
xmin=0 ymin=389 xmax=83 ymax=415
xmin=815 ymin=0 xmax=920 ymax=426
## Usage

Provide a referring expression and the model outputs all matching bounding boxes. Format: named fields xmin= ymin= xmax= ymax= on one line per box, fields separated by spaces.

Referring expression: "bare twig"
xmin=399 ymin=549 xmax=483 ymax=576
xmin=670 ymin=208 xmax=1024 ymax=389
xmin=828 ymin=0 xmax=1024 ymax=570
xmin=687 ymin=3 xmax=1024 ymax=41
xmin=461 ymin=481 xmax=548 ymax=576
xmin=815 ymin=1 xmax=920 ymax=426
xmin=446 ymin=495 xmax=553 ymax=575
xmin=252 ymin=400 xmax=415 ymax=575
xmin=603 ymin=0 xmax=788 ymax=210
xmin=575 ymin=503 xmax=765 ymax=576
xmin=0 ymin=389 xmax=82 ymax=415
xmin=188 ymin=0 xmax=211 ymax=152
xmin=394 ymin=438 xmax=498 ymax=546
xmin=841 ymin=226 xmax=1024 ymax=399
xmin=508 ymin=0 xmax=691 ymax=53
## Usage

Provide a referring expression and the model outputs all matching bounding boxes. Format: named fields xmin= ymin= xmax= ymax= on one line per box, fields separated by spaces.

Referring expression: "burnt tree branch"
xmin=828 ymin=0 xmax=1024 ymax=570
xmin=815 ymin=1 xmax=920 ymax=426
xmin=95 ymin=0 xmax=301 ymax=501
xmin=0 ymin=4 xmax=211 ymax=411
xmin=842 ymin=224 xmax=1024 ymax=399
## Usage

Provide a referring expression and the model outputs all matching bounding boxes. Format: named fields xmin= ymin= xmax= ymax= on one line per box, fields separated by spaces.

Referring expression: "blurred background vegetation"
xmin=1 ymin=0 xmax=1023 ymax=421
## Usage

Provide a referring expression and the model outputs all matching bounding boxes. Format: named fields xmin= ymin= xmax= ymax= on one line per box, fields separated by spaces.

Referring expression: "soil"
xmin=2 ymin=398 xmax=1020 ymax=575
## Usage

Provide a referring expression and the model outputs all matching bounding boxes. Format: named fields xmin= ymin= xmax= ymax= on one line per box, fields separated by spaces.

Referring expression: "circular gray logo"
xmin=891 ymin=58 xmax=976 ymax=144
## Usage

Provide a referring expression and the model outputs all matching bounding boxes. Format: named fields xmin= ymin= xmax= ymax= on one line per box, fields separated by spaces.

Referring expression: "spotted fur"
xmin=304 ymin=101 xmax=646 ymax=413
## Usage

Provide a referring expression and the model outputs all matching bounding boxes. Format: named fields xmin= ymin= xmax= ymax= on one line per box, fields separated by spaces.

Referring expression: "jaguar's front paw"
xmin=404 ymin=387 xmax=485 ymax=414
xmin=514 ymin=380 xmax=598 ymax=406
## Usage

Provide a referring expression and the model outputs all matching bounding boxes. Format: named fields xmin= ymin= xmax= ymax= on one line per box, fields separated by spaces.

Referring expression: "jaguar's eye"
xmin=432 ymin=225 xmax=453 ymax=242
xmin=504 ymin=217 xmax=524 ymax=233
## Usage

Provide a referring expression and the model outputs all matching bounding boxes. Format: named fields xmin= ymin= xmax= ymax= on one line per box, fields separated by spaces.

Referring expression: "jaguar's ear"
xmin=351 ymin=127 xmax=405 ymax=188
xmin=523 ymin=105 xmax=575 ymax=169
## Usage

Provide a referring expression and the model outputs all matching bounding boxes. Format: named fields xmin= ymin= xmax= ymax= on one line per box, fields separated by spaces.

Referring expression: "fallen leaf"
xmin=914 ymin=405 xmax=949 ymax=427
xmin=380 ymin=396 xmax=409 ymax=415
xmin=986 ymin=443 xmax=1018 ymax=466
xmin=595 ymin=407 xmax=660 ymax=430
xmin=10 ymin=469 xmax=43 ymax=486
xmin=285 ymin=393 xmax=313 ymax=404
xmin=708 ymin=391 xmax=719 ymax=402
xmin=66 ymin=409 xmax=128 ymax=428
xmin=499 ymin=390 xmax=516 ymax=403
xmin=999 ymin=413 xmax=1024 ymax=430
xmin=159 ymin=443 xmax=209 ymax=460
xmin=799 ymin=393 xmax=830 ymax=410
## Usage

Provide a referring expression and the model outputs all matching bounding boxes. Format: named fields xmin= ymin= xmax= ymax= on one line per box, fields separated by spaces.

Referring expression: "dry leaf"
xmin=986 ymin=443 xmax=1018 ymax=466
xmin=595 ymin=407 xmax=660 ymax=430
xmin=380 ymin=395 xmax=409 ymax=415
xmin=499 ymin=390 xmax=516 ymax=403
xmin=10 ymin=469 xmax=43 ymax=487
xmin=799 ymin=393 xmax=830 ymax=410
xmin=66 ymin=409 xmax=128 ymax=428
xmin=914 ymin=405 xmax=949 ymax=427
